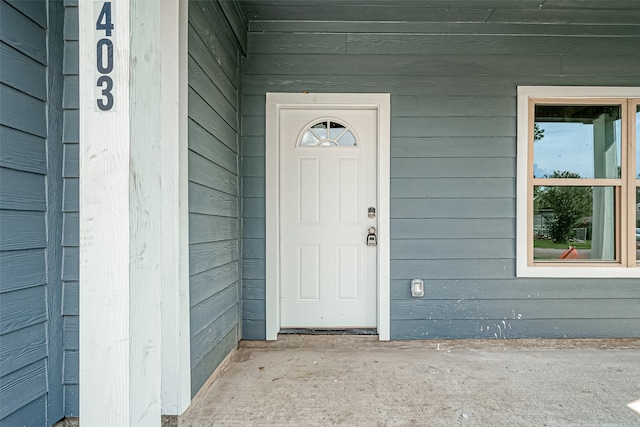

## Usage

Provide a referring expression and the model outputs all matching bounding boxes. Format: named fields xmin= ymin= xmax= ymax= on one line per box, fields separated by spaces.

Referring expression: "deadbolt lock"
xmin=366 ymin=226 xmax=377 ymax=246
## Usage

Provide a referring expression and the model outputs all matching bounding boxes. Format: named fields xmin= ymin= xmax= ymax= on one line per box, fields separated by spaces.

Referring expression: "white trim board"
xmin=79 ymin=0 xmax=191 ymax=423
xmin=160 ymin=0 xmax=191 ymax=415
xmin=79 ymin=0 xmax=162 ymax=424
xmin=265 ymin=93 xmax=391 ymax=340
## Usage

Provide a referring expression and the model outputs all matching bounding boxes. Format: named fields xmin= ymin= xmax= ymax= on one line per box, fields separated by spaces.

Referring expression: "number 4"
xmin=96 ymin=2 xmax=114 ymax=37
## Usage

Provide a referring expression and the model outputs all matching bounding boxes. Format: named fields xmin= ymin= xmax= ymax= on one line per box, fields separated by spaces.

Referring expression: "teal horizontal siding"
xmin=0 ymin=168 xmax=46 ymax=211
xmin=391 ymin=137 xmax=516 ymax=158
xmin=488 ymin=8 xmax=640 ymax=25
xmin=0 ymin=1 xmax=57 ymax=423
xmin=0 ymin=395 xmax=45 ymax=427
xmin=0 ymin=249 xmax=46 ymax=293
xmin=243 ymin=4 xmax=495 ymax=23
xmin=0 ymin=211 xmax=47 ymax=250
xmin=189 ymin=3 xmax=240 ymax=84
xmin=241 ymin=319 xmax=265 ymax=340
xmin=62 ymin=350 xmax=77 ymax=384
xmin=240 ymin=13 xmax=640 ymax=341
xmin=188 ymin=0 xmax=242 ymax=397
xmin=391 ymin=178 xmax=515 ymax=198
xmin=62 ymin=110 xmax=78 ymax=143
xmin=0 ymin=43 xmax=47 ymax=100
xmin=64 ymin=384 xmax=78 ymax=416
xmin=62 ymin=282 xmax=78 ymax=316
xmin=392 ymin=239 xmax=514 ymax=260
xmin=0 ymin=1 xmax=46 ymax=63
xmin=242 ymin=198 xmax=265 ymax=218
xmin=190 ymin=285 xmax=239 ymax=336
xmin=0 ymin=360 xmax=47 ymax=420
xmin=190 ymin=306 xmax=237 ymax=363
xmin=391 ymin=318 xmax=640 ymax=340
xmin=241 ymin=279 xmax=264 ymax=300
xmin=0 ymin=127 xmax=47 ymax=174
xmin=391 ymin=198 xmax=514 ymax=219
xmin=391 ymin=219 xmax=515 ymax=239
xmin=61 ymin=1 xmax=80 ymax=415
xmin=189 ymin=182 xmax=238 ymax=217
xmin=62 ymin=247 xmax=78 ymax=281
xmin=189 ymin=241 xmax=239 ymax=276
xmin=391 ymin=117 xmax=516 ymax=138
xmin=391 ymin=158 xmax=515 ymax=178
xmin=241 ymin=74 xmax=640 ymax=97
xmin=345 ymin=34 xmax=640 ymax=56
xmin=188 ymin=25 xmax=238 ymax=104
xmin=390 ymin=279 xmax=640 ymax=301
xmin=391 ymin=299 xmax=640 ymax=321
xmin=0 ymin=286 xmax=47 ymax=335
xmin=241 ymin=177 xmax=264 ymax=198
xmin=190 ymin=262 xmax=239 ymax=308
xmin=62 ymin=317 xmax=77 ymax=351
xmin=249 ymin=20 xmax=640 ymax=35
xmin=5 ymin=0 xmax=47 ymax=28
xmin=0 ymin=85 xmax=46 ymax=138
xmin=189 ymin=120 xmax=238 ymax=174
xmin=190 ymin=328 xmax=237 ymax=398
xmin=248 ymin=33 xmax=346 ymax=54
xmin=189 ymin=214 xmax=238 ymax=244
xmin=62 ymin=41 xmax=78 ymax=74
xmin=241 ymin=238 xmax=264 ymax=259
xmin=188 ymin=57 xmax=238 ymax=129
xmin=0 ymin=323 xmax=47 ymax=377
xmin=242 ymin=54 xmax=563 ymax=77
xmin=189 ymin=88 xmax=238 ymax=149
xmin=242 ymin=258 xmax=265 ymax=281
xmin=62 ymin=178 xmax=78 ymax=213
xmin=188 ymin=151 xmax=238 ymax=195
xmin=391 ymin=259 xmax=515 ymax=280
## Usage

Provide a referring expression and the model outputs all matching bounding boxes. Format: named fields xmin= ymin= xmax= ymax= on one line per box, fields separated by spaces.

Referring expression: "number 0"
xmin=96 ymin=39 xmax=113 ymax=74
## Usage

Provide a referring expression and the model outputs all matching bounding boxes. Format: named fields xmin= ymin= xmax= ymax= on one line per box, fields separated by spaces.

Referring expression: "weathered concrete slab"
xmin=180 ymin=336 xmax=640 ymax=426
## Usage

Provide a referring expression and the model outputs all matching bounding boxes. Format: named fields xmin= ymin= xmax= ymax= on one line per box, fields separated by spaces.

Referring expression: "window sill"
xmin=516 ymin=261 xmax=640 ymax=278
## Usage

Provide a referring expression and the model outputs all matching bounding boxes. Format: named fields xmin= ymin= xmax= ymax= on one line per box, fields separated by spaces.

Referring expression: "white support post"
xmin=160 ymin=0 xmax=191 ymax=415
xmin=79 ymin=0 xmax=162 ymax=425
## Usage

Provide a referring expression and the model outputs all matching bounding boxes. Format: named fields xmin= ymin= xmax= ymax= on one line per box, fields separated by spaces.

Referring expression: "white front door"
xmin=279 ymin=107 xmax=378 ymax=328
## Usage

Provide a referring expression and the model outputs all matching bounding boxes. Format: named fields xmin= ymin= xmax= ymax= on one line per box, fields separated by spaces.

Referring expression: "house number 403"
xmin=95 ymin=2 xmax=114 ymax=111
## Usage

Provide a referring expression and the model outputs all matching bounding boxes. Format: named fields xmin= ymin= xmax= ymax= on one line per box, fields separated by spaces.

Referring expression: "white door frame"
xmin=265 ymin=93 xmax=391 ymax=340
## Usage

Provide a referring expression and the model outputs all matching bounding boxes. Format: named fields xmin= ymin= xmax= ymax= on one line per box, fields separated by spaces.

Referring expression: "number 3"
xmin=97 ymin=76 xmax=114 ymax=111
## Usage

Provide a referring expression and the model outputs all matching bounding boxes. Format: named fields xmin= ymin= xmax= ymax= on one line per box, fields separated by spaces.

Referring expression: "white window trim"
xmin=517 ymin=86 xmax=640 ymax=278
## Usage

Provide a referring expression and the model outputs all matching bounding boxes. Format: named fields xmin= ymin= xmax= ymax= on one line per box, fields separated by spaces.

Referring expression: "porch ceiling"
xmin=239 ymin=0 xmax=640 ymax=25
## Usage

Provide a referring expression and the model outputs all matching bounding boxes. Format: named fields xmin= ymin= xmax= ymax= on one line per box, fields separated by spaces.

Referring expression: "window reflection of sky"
xmin=534 ymin=123 xmax=596 ymax=178
xmin=636 ymin=110 xmax=640 ymax=177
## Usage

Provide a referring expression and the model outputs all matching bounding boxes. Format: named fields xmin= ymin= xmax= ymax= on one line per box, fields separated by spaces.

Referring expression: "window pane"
xmin=533 ymin=186 xmax=617 ymax=261
xmin=328 ymin=121 xmax=346 ymax=139
xmin=534 ymin=105 xmax=621 ymax=179
xmin=299 ymin=120 xmax=357 ymax=147
xmin=311 ymin=122 xmax=327 ymax=139
xmin=337 ymin=131 xmax=356 ymax=146
xmin=636 ymin=106 xmax=640 ymax=178
xmin=300 ymin=130 xmax=319 ymax=146
xmin=636 ymin=187 xmax=640 ymax=263
xmin=636 ymin=106 xmax=639 ymax=262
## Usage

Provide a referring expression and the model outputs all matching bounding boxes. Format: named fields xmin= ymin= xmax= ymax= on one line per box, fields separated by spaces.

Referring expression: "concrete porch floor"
xmin=179 ymin=336 xmax=640 ymax=426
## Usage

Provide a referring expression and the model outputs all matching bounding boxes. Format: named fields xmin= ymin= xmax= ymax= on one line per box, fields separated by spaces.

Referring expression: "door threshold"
xmin=279 ymin=328 xmax=378 ymax=336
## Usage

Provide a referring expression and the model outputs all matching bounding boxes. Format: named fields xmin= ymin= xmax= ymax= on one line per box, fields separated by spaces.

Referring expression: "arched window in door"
xmin=299 ymin=119 xmax=357 ymax=147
